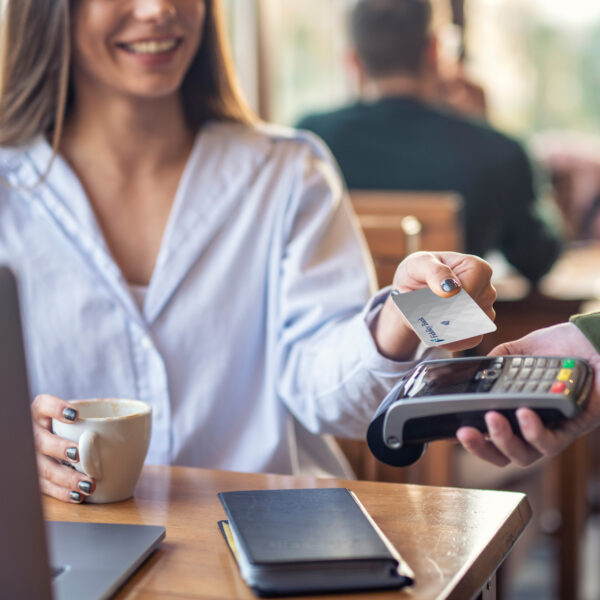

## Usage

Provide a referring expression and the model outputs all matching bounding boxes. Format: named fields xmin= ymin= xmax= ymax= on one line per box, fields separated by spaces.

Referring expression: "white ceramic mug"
xmin=52 ymin=398 xmax=152 ymax=503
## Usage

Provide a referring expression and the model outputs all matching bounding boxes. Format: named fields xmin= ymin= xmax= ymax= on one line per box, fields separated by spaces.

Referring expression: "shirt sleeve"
xmin=274 ymin=135 xmax=446 ymax=438
xmin=570 ymin=312 xmax=600 ymax=354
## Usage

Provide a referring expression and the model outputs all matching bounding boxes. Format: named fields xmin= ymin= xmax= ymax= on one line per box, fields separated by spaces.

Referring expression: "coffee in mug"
xmin=52 ymin=398 xmax=152 ymax=503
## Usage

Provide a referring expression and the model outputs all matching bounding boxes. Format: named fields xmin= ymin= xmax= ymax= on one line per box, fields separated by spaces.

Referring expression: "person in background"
xmin=0 ymin=0 xmax=495 ymax=503
xmin=297 ymin=0 xmax=562 ymax=285
xmin=457 ymin=313 xmax=600 ymax=466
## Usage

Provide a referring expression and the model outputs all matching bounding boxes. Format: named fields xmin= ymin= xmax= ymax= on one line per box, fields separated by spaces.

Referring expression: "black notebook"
xmin=217 ymin=487 xmax=414 ymax=597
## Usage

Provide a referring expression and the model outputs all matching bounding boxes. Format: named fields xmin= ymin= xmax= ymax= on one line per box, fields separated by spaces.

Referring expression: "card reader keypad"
xmin=490 ymin=357 xmax=577 ymax=395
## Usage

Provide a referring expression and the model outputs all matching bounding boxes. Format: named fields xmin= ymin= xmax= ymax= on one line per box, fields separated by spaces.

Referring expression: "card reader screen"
xmin=402 ymin=358 xmax=499 ymax=398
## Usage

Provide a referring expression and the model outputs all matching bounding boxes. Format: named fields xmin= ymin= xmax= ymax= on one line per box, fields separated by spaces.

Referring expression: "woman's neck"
xmin=56 ymin=91 xmax=196 ymax=286
xmin=60 ymin=91 xmax=194 ymax=177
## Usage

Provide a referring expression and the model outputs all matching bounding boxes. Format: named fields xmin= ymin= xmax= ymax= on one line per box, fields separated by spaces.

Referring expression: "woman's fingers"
xmin=33 ymin=422 xmax=80 ymax=464
xmin=440 ymin=252 xmax=494 ymax=296
xmin=36 ymin=454 xmax=95 ymax=502
xmin=31 ymin=393 xmax=78 ymax=424
xmin=39 ymin=477 xmax=92 ymax=504
xmin=394 ymin=252 xmax=462 ymax=296
xmin=30 ymin=394 xmax=95 ymax=502
xmin=474 ymin=287 xmax=497 ymax=321
xmin=393 ymin=251 xmax=495 ymax=315
xmin=421 ymin=259 xmax=462 ymax=298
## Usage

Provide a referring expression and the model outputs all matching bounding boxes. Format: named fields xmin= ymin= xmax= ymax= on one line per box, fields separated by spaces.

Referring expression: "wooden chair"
xmin=336 ymin=190 xmax=465 ymax=486
xmin=350 ymin=190 xmax=465 ymax=286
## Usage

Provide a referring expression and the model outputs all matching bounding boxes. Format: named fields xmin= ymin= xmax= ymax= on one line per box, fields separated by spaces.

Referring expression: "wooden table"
xmin=538 ymin=240 xmax=600 ymax=302
xmin=43 ymin=465 xmax=531 ymax=600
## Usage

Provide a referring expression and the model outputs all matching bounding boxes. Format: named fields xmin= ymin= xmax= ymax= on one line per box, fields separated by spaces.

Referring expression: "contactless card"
xmin=390 ymin=287 xmax=496 ymax=347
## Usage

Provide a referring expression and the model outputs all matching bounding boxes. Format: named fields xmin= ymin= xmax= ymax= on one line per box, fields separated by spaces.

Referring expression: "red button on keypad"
xmin=551 ymin=381 xmax=566 ymax=393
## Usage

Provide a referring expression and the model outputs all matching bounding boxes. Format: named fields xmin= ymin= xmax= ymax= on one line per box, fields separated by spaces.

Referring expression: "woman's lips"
xmin=116 ymin=37 xmax=184 ymax=66
xmin=117 ymin=38 xmax=182 ymax=55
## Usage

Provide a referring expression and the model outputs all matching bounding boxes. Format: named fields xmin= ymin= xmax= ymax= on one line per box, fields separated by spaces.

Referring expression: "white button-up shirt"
xmin=0 ymin=121 xmax=434 ymax=477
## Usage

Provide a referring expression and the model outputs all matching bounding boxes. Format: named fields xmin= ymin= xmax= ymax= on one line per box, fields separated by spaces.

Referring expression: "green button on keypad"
xmin=562 ymin=359 xmax=575 ymax=369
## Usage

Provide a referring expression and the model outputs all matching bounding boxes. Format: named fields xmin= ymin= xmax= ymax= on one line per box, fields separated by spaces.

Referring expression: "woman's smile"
xmin=117 ymin=38 xmax=183 ymax=55
xmin=116 ymin=36 xmax=185 ymax=67
xmin=70 ymin=0 xmax=205 ymax=99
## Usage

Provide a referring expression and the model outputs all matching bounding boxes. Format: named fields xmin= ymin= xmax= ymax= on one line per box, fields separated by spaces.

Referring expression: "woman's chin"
xmin=120 ymin=81 xmax=185 ymax=102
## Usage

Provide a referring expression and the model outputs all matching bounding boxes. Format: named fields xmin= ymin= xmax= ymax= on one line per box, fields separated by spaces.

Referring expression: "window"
xmin=224 ymin=0 xmax=600 ymax=138
xmin=464 ymin=0 xmax=600 ymax=136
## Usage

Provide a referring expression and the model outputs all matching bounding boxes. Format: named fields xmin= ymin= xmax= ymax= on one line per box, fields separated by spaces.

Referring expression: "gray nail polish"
xmin=69 ymin=491 xmax=81 ymax=502
xmin=63 ymin=407 xmax=77 ymax=421
xmin=78 ymin=481 xmax=92 ymax=494
xmin=441 ymin=278 xmax=459 ymax=293
xmin=66 ymin=447 xmax=78 ymax=461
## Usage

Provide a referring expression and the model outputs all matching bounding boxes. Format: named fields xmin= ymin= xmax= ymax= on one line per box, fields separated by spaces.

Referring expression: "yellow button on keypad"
xmin=557 ymin=369 xmax=572 ymax=381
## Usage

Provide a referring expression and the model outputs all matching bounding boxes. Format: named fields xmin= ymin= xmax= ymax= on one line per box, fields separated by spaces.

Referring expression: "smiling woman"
xmin=0 ymin=0 xmax=253 ymax=155
xmin=0 ymin=0 xmax=495 ymax=506
xmin=69 ymin=0 xmax=207 ymax=121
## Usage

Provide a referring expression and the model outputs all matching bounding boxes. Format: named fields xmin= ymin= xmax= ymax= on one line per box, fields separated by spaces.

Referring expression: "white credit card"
xmin=391 ymin=287 xmax=496 ymax=347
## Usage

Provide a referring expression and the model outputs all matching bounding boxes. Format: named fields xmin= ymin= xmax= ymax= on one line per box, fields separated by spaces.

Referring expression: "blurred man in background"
xmin=297 ymin=0 xmax=562 ymax=284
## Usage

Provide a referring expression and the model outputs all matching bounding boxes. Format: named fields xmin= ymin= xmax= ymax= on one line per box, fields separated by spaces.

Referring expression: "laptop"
xmin=0 ymin=266 xmax=165 ymax=599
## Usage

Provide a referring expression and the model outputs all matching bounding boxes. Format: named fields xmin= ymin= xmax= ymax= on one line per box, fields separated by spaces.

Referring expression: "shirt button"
xmin=141 ymin=336 xmax=152 ymax=350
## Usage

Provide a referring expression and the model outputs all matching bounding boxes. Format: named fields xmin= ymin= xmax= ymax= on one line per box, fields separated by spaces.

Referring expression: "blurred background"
xmin=219 ymin=2 xmax=600 ymax=599
xmin=223 ymin=0 xmax=600 ymax=135
xmin=223 ymin=0 xmax=600 ymax=244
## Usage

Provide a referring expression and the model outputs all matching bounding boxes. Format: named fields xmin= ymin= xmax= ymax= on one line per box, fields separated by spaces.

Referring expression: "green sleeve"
xmin=569 ymin=312 xmax=600 ymax=354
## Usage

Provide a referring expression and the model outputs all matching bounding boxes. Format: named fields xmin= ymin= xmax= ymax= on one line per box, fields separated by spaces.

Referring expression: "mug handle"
xmin=78 ymin=430 xmax=103 ymax=480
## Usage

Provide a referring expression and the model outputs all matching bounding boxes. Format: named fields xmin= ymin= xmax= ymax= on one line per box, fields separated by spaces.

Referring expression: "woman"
xmin=0 ymin=0 xmax=495 ymax=502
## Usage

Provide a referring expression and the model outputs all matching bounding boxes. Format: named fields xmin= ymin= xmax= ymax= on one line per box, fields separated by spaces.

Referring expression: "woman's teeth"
xmin=122 ymin=39 xmax=179 ymax=54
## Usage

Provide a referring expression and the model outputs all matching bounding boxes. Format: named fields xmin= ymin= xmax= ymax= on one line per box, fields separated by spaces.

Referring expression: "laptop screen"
xmin=0 ymin=266 xmax=53 ymax=598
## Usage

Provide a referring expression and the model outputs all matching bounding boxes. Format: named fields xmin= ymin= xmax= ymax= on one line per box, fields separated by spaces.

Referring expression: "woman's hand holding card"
xmin=370 ymin=251 xmax=497 ymax=360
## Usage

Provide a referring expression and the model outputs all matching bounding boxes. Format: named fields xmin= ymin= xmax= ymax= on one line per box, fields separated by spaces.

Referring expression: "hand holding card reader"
xmin=367 ymin=356 xmax=593 ymax=467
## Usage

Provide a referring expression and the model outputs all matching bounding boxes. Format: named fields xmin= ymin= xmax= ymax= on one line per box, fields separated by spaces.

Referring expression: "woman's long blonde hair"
xmin=0 ymin=0 xmax=254 ymax=155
